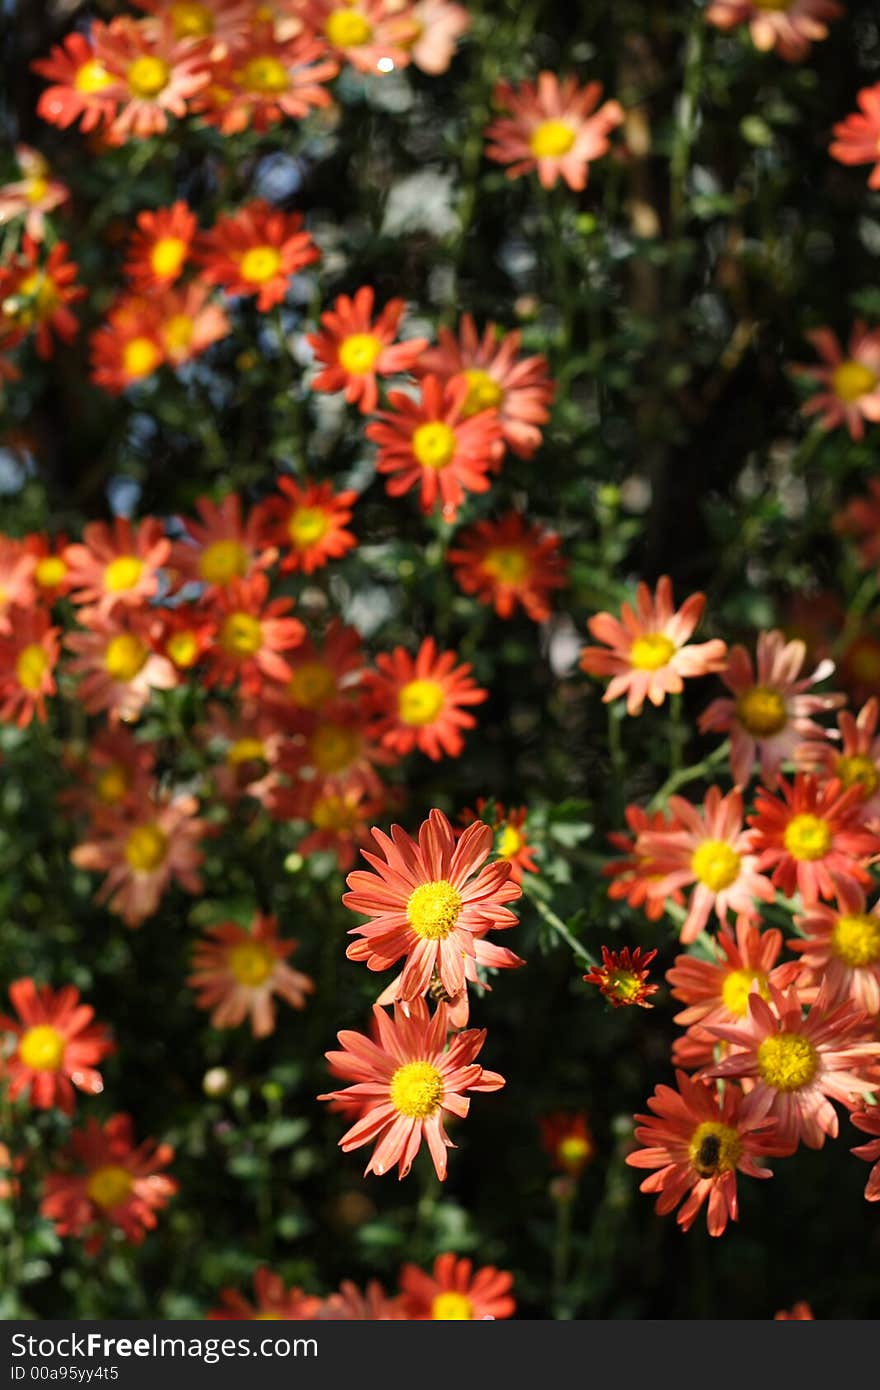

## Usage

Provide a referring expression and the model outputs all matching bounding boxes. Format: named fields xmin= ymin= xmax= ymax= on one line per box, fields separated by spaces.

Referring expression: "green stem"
xmin=648 ymin=738 xmax=731 ymax=810
xmin=521 ymin=882 xmax=596 ymax=968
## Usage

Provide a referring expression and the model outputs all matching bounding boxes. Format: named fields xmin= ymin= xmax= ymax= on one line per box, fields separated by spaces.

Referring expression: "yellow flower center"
xmin=15 ymin=643 xmax=49 ymax=691
xmin=325 ymin=9 xmax=374 ymax=46
xmin=227 ymin=736 xmax=266 ymax=766
xmin=830 ymin=913 xmax=880 ymax=968
xmin=389 ymin=1060 xmax=444 ymax=1118
xmin=406 ymin=879 xmax=463 ymax=939
xmin=398 ymin=677 xmax=445 ymax=726
xmin=86 ymin=1165 xmax=133 ymax=1210
xmin=104 ymin=554 xmax=144 ymax=594
xmin=691 ymin=839 xmax=741 ymax=892
xmin=496 ymin=824 xmax=524 ymax=859
xmin=240 ymin=56 xmax=290 ymax=94
xmin=311 ymin=793 xmax=359 ymax=833
xmin=606 ymin=969 xmax=643 ymax=1002
xmin=752 ymin=0 xmax=793 ymax=9
xmin=74 ymin=59 xmax=115 ymax=94
xmin=166 ymin=629 xmax=200 ymax=668
xmin=220 ymin=611 xmax=262 ymax=657
xmin=721 ymin=968 xmax=770 ymax=1018
xmin=123 ymin=336 xmax=162 ymax=380
xmin=239 ymin=245 xmax=282 ymax=284
xmin=310 ymin=723 xmax=360 ymax=773
xmin=26 ymin=176 xmax=50 ymax=203
xmin=162 ymin=314 xmax=194 ymax=353
xmin=104 ymin=633 xmax=149 ymax=682
xmin=19 ymin=1025 xmax=66 ymax=1072
xmin=783 ymin=813 xmax=831 ymax=862
xmin=836 ymin=754 xmax=879 ymax=798
xmin=15 ymin=270 xmax=58 ymax=323
xmin=431 ymin=1292 xmax=474 ymax=1320
xmin=34 ymin=555 xmax=67 ymax=589
xmin=289 ymin=506 xmax=330 ymax=549
xmin=338 ymin=332 xmax=383 ymax=374
xmin=483 ymin=546 xmax=530 ymax=584
xmin=126 ymin=56 xmax=170 ymax=99
xmin=198 ymin=539 xmax=248 ymax=585
xmin=288 ymin=661 xmax=335 ymax=709
xmin=228 ymin=940 xmax=276 ymax=987
xmin=735 ymin=685 xmax=787 ymax=737
xmin=629 ymin=632 xmax=676 ymax=671
xmin=124 ymin=823 xmax=168 ymax=874
xmin=832 ymin=360 xmax=877 ymax=403
xmin=529 ymin=119 xmax=577 ymax=159
xmin=412 ymin=421 xmax=457 ymax=470
xmin=756 ymin=1032 xmax=818 ymax=1092
xmin=558 ymin=1135 xmax=593 ymax=1169
xmin=96 ymin=763 xmax=130 ymax=804
xmin=171 ymin=0 xmax=214 ymax=36
xmin=150 ymin=235 xmax=188 ymax=279
xmin=687 ymin=1120 xmax=743 ymax=1178
xmin=461 ymin=368 xmax=504 ymax=417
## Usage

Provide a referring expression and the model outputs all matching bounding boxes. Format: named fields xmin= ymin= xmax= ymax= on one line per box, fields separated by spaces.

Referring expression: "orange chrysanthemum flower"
xmin=0 ymin=606 xmax=60 ymax=727
xmin=203 ymin=573 xmax=305 ymax=695
xmin=666 ymin=917 xmax=800 ymax=1032
xmin=123 ymin=201 xmax=197 ymax=289
xmin=797 ymin=697 xmax=880 ymax=821
xmin=208 ymin=1268 xmax=322 ymax=1320
xmin=307 ymin=285 xmax=428 ymax=415
xmin=830 ymin=83 xmax=880 ymax=191
xmin=89 ymin=294 xmax=166 ymax=394
xmin=850 ymin=1106 xmax=880 ymax=1202
xmin=539 ymin=1112 xmax=596 ymax=1178
xmin=626 ymin=1071 xmax=778 ymax=1237
xmin=33 ymin=26 xmax=120 ymax=135
xmin=362 ymin=636 xmax=488 ymax=760
xmin=747 ymin=773 xmax=880 ymax=907
xmin=485 ymin=71 xmax=623 ymax=191
xmin=272 ymin=706 xmax=391 ymax=803
xmin=0 ymin=537 xmax=36 ymax=632
xmin=276 ymin=780 xmax=383 ymax=871
xmin=580 ymin=575 xmax=727 ymax=716
xmin=41 ymin=1113 xmax=177 ymax=1252
xmin=253 ymin=476 xmax=357 ymax=574
xmin=0 ymin=144 xmax=69 ymax=242
xmin=155 ymin=281 xmax=231 ymax=364
xmin=167 ymin=492 xmax=274 ymax=592
xmin=775 ymin=1302 xmax=815 ymax=1320
xmin=417 ymin=315 xmax=555 ymax=460
xmin=64 ymin=516 xmax=170 ymax=615
xmin=790 ymin=322 xmax=880 ymax=441
xmin=0 ymin=979 xmax=114 ymax=1115
xmin=319 ymin=996 xmax=505 ymax=1180
xmin=25 ymin=531 xmax=74 ymax=600
xmin=58 ymin=727 xmax=157 ymax=824
xmin=197 ymin=29 xmax=338 ymax=133
xmin=319 ymin=1280 xmax=403 ymax=1320
xmin=366 ymin=375 xmax=503 ymax=522
xmin=0 ymin=234 xmax=84 ymax=360
xmin=260 ymin=620 xmax=364 ymax=724
xmin=447 ymin=512 xmax=567 ymax=622
xmin=343 ymin=808 xmax=522 ymax=1002
xmin=406 ymin=0 xmax=470 ymax=76
xmin=65 ymin=606 xmax=178 ymax=722
xmin=93 ymin=16 xmax=211 ymax=143
xmin=197 ymin=200 xmax=320 ymax=312
xmin=398 ymin=1253 xmax=515 ymax=1321
xmin=158 ymin=606 xmax=216 ymax=674
xmin=791 ymin=889 xmax=880 ymax=1016
xmin=302 ymin=0 xmax=420 ymax=74
xmin=458 ymin=799 xmax=539 ymax=884
xmin=706 ymin=1 xmax=843 ymax=63
xmin=188 ymin=913 xmax=315 ymax=1037
xmin=603 ymin=804 xmax=686 ymax=921
xmin=583 ymin=945 xmax=659 ymax=1009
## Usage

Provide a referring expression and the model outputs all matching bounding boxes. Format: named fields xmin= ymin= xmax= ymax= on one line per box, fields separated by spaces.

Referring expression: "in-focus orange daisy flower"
xmin=706 ymin=1 xmax=843 ymax=63
xmin=398 ymin=1253 xmax=515 ymax=1320
xmin=133 ymin=0 xmax=254 ymax=56
xmin=580 ymin=575 xmax=727 ymax=716
xmin=700 ymin=628 xmax=843 ymax=789
xmin=790 ymin=324 xmax=880 ymax=441
xmin=123 ymin=201 xmax=197 ymax=290
xmin=0 ymin=979 xmax=114 ymax=1115
xmin=0 ymin=235 xmax=84 ymax=360
xmin=89 ymin=294 xmax=166 ymax=394
xmin=65 ymin=606 xmax=178 ymax=722
xmin=366 ymin=375 xmax=503 ymax=522
xmin=626 ymin=1070 xmax=778 ymax=1237
xmin=208 ymin=1268 xmax=322 ymax=1321
xmin=188 ymin=913 xmax=315 ymax=1038
xmin=0 ymin=144 xmax=69 ymax=242
xmin=303 ymin=0 xmax=421 ymax=74
xmin=168 ymin=492 xmax=274 ymax=592
xmin=830 ymin=83 xmax=880 ymax=190
xmin=33 ymin=26 xmax=120 ymax=135
xmin=459 ymin=799 xmax=539 ymax=883
xmin=0 ymin=537 xmax=36 ymax=633
xmin=704 ymin=981 xmax=880 ymax=1150
xmin=362 ymin=635 xmax=488 ymax=760
xmin=319 ymin=996 xmax=505 ymax=1180
xmin=774 ymin=1302 xmax=815 ymax=1320
xmin=405 ymin=0 xmax=470 ymax=76
xmin=485 ymin=71 xmax=623 ymax=191
xmin=70 ymin=790 xmax=206 ymax=928
xmin=850 ymin=1106 xmax=880 ymax=1201
xmin=0 ymin=606 xmax=60 ymax=727
xmin=253 ymin=476 xmax=357 ymax=574
xmin=747 ymin=773 xmax=880 ymax=907
xmin=197 ymin=199 xmax=320 ymax=312
xmin=447 ymin=512 xmax=567 ymax=621
xmin=198 ymin=28 xmax=339 ymax=133
xmin=94 ymin=16 xmax=211 ymax=143
xmin=64 ymin=517 xmax=170 ymax=615
xmin=791 ymin=889 xmax=880 ymax=1016
xmin=307 ymin=285 xmax=428 ymax=415
xmin=41 ymin=1113 xmax=177 ymax=1252
xmin=603 ymin=804 xmax=685 ymax=921
xmin=666 ymin=917 xmax=800 ymax=1031
xmin=203 ymin=573 xmax=305 ymax=696
xmin=797 ymin=697 xmax=880 ymax=821
xmin=539 ymin=1112 xmax=595 ymax=1178
xmin=583 ymin=945 xmax=659 ymax=1009
xmin=417 ymin=315 xmax=555 ymax=460
xmin=343 ymin=807 xmax=522 ymax=1002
